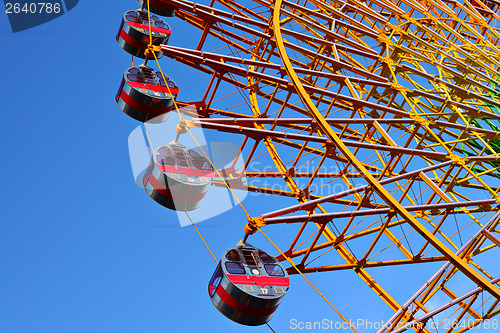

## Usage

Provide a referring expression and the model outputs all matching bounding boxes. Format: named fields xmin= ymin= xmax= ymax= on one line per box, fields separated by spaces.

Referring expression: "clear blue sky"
xmin=0 ymin=1 xmax=496 ymax=333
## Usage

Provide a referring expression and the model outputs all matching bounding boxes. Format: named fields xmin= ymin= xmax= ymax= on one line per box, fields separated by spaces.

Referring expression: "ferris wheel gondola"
xmin=116 ymin=9 xmax=171 ymax=59
xmin=143 ymin=142 xmax=214 ymax=211
xmin=208 ymin=243 xmax=290 ymax=326
xmin=116 ymin=65 xmax=178 ymax=123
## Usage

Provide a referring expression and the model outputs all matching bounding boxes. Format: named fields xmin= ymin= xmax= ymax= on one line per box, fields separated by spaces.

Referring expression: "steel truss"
xmin=150 ymin=0 xmax=500 ymax=331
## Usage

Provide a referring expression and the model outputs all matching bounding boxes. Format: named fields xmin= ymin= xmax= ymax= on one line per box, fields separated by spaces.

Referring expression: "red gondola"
xmin=143 ymin=142 xmax=214 ymax=211
xmin=137 ymin=0 xmax=176 ymax=17
xmin=208 ymin=244 xmax=290 ymax=326
xmin=116 ymin=9 xmax=171 ymax=59
xmin=116 ymin=65 xmax=178 ymax=123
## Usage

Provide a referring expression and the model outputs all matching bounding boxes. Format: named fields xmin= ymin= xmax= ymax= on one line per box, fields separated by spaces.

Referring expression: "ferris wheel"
xmin=114 ymin=0 xmax=500 ymax=331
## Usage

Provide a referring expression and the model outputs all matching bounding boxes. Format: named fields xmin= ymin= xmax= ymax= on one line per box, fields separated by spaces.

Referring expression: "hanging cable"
xmin=266 ymin=322 xmax=277 ymax=333
xmin=143 ymin=0 xmax=254 ymax=221
xmin=143 ymin=1 xmax=225 ymax=265
xmin=258 ymin=227 xmax=358 ymax=333
xmin=145 ymin=0 xmax=250 ymax=222
xmin=454 ymin=214 xmax=463 ymax=247
xmin=186 ymin=126 xmax=251 ymax=218
xmin=142 ymin=123 xmax=155 ymax=151
xmin=151 ymin=45 xmax=183 ymax=118
xmin=146 ymin=0 xmax=153 ymax=48
xmin=185 ymin=211 xmax=218 ymax=263
xmin=148 ymin=43 xmax=252 ymax=219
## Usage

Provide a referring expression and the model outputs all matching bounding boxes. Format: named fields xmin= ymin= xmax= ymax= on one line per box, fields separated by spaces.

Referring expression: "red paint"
xmin=209 ymin=285 xmax=216 ymax=294
xmin=119 ymin=90 xmax=173 ymax=116
xmin=158 ymin=164 xmax=214 ymax=177
xmin=128 ymin=21 xmax=172 ymax=35
xmin=227 ymin=274 xmax=290 ymax=288
xmin=147 ymin=173 xmax=209 ymax=203
xmin=119 ymin=29 xmax=148 ymax=50
xmin=216 ymin=285 xmax=278 ymax=318
xmin=128 ymin=80 xmax=179 ymax=95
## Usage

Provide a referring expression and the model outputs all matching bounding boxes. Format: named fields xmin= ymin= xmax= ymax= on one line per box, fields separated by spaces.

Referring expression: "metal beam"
xmin=272 ymin=0 xmax=500 ymax=301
